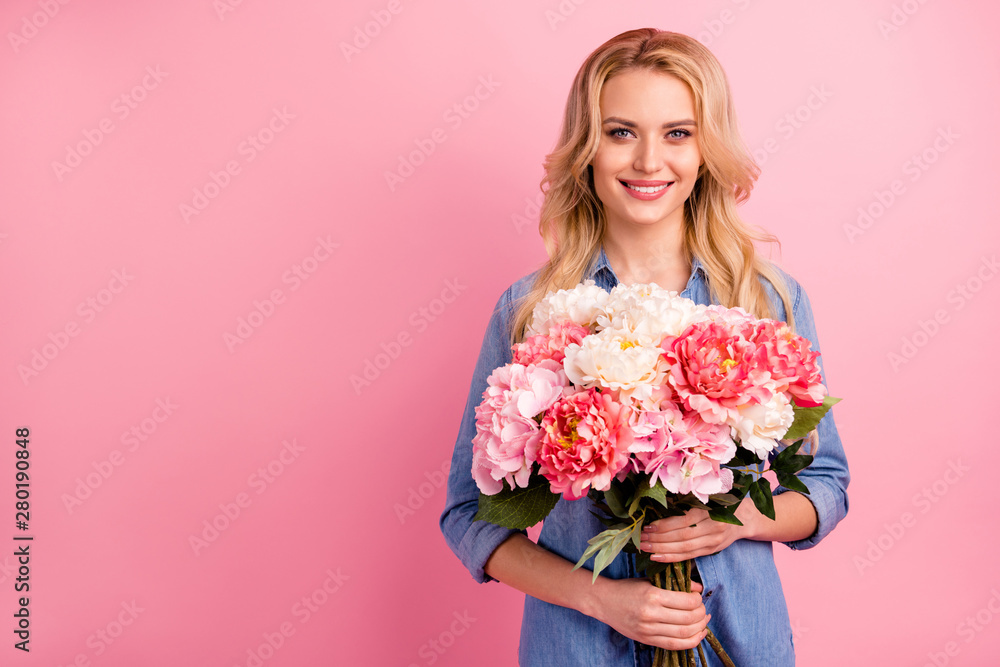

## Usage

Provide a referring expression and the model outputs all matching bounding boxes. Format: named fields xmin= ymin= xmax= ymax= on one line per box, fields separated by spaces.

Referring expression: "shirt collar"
xmin=587 ymin=244 xmax=706 ymax=288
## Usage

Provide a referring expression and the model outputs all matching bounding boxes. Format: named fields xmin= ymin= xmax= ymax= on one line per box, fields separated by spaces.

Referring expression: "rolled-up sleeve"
xmin=439 ymin=285 xmax=526 ymax=583
xmin=770 ymin=277 xmax=851 ymax=550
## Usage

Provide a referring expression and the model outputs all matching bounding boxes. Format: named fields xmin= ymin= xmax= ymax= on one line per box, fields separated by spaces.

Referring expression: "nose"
xmin=633 ymin=137 xmax=664 ymax=174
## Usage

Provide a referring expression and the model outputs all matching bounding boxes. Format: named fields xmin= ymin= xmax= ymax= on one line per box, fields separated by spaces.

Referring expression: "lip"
xmin=619 ymin=179 xmax=673 ymax=200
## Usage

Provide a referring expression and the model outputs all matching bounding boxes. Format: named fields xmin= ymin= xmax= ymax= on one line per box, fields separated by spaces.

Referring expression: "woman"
xmin=439 ymin=28 xmax=850 ymax=666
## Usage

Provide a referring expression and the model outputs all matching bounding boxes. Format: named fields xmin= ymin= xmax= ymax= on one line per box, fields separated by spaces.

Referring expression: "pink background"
xmin=2 ymin=1 xmax=998 ymax=665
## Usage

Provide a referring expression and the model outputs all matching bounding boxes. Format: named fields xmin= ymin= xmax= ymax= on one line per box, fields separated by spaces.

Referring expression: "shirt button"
xmin=704 ymin=590 xmax=713 ymax=599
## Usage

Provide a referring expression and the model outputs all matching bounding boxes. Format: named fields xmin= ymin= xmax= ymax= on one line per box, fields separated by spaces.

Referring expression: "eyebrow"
xmin=602 ymin=116 xmax=697 ymax=129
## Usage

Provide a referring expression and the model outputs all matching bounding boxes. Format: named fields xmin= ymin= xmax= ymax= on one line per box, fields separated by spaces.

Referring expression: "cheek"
xmin=592 ymin=152 xmax=620 ymax=180
xmin=675 ymin=148 xmax=702 ymax=176
xmin=591 ymin=155 xmax=624 ymax=198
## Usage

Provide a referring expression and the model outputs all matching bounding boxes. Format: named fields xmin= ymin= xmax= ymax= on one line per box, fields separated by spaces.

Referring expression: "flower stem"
xmin=705 ymin=630 xmax=735 ymax=667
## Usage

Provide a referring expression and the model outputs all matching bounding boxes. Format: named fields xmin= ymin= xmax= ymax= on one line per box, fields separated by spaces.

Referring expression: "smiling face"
xmin=591 ymin=68 xmax=703 ymax=233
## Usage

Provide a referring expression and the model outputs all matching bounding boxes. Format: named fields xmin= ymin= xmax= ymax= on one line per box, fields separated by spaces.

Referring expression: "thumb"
xmin=690 ymin=581 xmax=704 ymax=593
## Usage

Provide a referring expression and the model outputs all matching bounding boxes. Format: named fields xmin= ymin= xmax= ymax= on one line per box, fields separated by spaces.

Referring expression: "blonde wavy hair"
xmin=509 ymin=28 xmax=819 ymax=456
xmin=511 ymin=28 xmax=796 ymax=345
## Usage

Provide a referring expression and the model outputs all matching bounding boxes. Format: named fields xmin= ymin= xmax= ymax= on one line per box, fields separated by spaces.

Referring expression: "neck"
xmin=602 ymin=215 xmax=691 ymax=289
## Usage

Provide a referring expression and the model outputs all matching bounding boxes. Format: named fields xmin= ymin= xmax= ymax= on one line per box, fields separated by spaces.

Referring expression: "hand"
xmin=589 ymin=576 xmax=710 ymax=651
xmin=639 ymin=498 xmax=760 ymax=562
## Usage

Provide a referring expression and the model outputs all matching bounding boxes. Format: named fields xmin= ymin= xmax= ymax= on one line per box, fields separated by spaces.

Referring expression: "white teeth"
xmin=623 ymin=182 xmax=670 ymax=193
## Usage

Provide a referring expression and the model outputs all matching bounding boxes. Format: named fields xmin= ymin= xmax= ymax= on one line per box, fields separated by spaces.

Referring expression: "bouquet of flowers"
xmin=471 ymin=280 xmax=839 ymax=667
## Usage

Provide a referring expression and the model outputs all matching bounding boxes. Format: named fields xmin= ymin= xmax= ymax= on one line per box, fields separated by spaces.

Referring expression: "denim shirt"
xmin=439 ymin=246 xmax=851 ymax=666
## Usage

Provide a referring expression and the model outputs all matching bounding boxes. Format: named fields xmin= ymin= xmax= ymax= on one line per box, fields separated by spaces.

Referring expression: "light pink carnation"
xmin=511 ymin=320 xmax=590 ymax=366
xmin=661 ymin=320 xmax=773 ymax=426
xmin=748 ymin=320 xmax=827 ymax=407
xmin=471 ymin=360 xmax=568 ymax=495
xmin=532 ymin=388 xmax=633 ymax=500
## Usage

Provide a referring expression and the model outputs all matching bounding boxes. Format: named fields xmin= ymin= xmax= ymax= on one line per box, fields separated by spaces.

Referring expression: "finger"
xmin=641 ymin=523 xmax=708 ymax=545
xmin=644 ymin=613 xmax=711 ymax=648
xmin=643 ymin=511 xmax=709 ymax=535
xmin=643 ymin=534 xmax=723 ymax=558
xmin=690 ymin=581 xmax=703 ymax=593
xmin=649 ymin=544 xmax=720 ymax=562
xmin=654 ymin=589 xmax=706 ymax=612
xmin=651 ymin=625 xmax=710 ymax=651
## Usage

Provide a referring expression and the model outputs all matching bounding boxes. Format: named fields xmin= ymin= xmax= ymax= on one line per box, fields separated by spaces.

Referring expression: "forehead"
xmin=599 ymin=69 xmax=695 ymax=121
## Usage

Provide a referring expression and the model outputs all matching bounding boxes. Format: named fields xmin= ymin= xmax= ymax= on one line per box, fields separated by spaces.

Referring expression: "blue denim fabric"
xmin=439 ymin=246 xmax=850 ymax=666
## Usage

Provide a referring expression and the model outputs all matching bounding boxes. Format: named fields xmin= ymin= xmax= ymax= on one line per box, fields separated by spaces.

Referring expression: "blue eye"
xmin=606 ymin=127 xmax=692 ymax=140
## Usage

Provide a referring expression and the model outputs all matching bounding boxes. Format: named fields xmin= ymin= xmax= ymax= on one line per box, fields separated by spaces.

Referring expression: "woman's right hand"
xmin=587 ymin=576 xmax=710 ymax=651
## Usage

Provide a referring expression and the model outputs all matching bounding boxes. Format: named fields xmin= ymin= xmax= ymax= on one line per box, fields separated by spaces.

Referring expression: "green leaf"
xmin=629 ymin=516 xmax=645 ymax=551
xmin=604 ymin=484 xmax=628 ymax=519
xmin=708 ymin=493 xmax=741 ymax=506
xmin=729 ymin=447 xmax=763 ymax=468
xmin=749 ymin=479 xmax=775 ymax=520
xmin=627 ymin=478 xmax=647 ymax=516
xmin=635 ymin=478 xmax=672 ymax=512
xmin=785 ymin=395 xmax=842 ymax=440
xmin=772 ymin=440 xmax=814 ymax=475
xmin=573 ymin=527 xmax=631 ymax=582
xmin=592 ymin=527 xmax=634 ymax=582
xmin=775 ymin=470 xmax=810 ymax=494
xmin=572 ymin=529 xmax=618 ymax=572
xmin=730 ymin=470 xmax=753 ymax=492
xmin=708 ymin=505 xmax=743 ymax=526
xmin=589 ymin=509 xmax=621 ymax=529
xmin=473 ymin=476 xmax=559 ymax=529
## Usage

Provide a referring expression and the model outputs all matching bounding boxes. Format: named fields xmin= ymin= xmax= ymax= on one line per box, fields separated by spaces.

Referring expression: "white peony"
xmin=596 ymin=282 xmax=706 ymax=346
xmin=526 ymin=280 xmax=609 ymax=336
xmin=562 ymin=328 xmax=667 ymax=396
xmin=731 ymin=390 xmax=795 ymax=458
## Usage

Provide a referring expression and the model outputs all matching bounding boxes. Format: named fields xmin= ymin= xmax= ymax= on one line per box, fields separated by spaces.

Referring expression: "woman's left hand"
xmin=639 ymin=497 xmax=760 ymax=562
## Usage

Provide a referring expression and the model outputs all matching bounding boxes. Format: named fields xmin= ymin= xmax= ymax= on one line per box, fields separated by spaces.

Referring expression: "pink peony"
xmin=628 ymin=401 xmax=686 ymax=478
xmin=532 ymin=388 xmax=633 ymax=500
xmin=471 ymin=361 xmax=568 ymax=495
xmin=630 ymin=407 xmax=736 ymax=500
xmin=659 ymin=453 xmax=735 ymax=503
xmin=661 ymin=320 xmax=773 ymax=426
xmin=511 ymin=320 xmax=590 ymax=366
xmin=748 ymin=320 xmax=827 ymax=408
